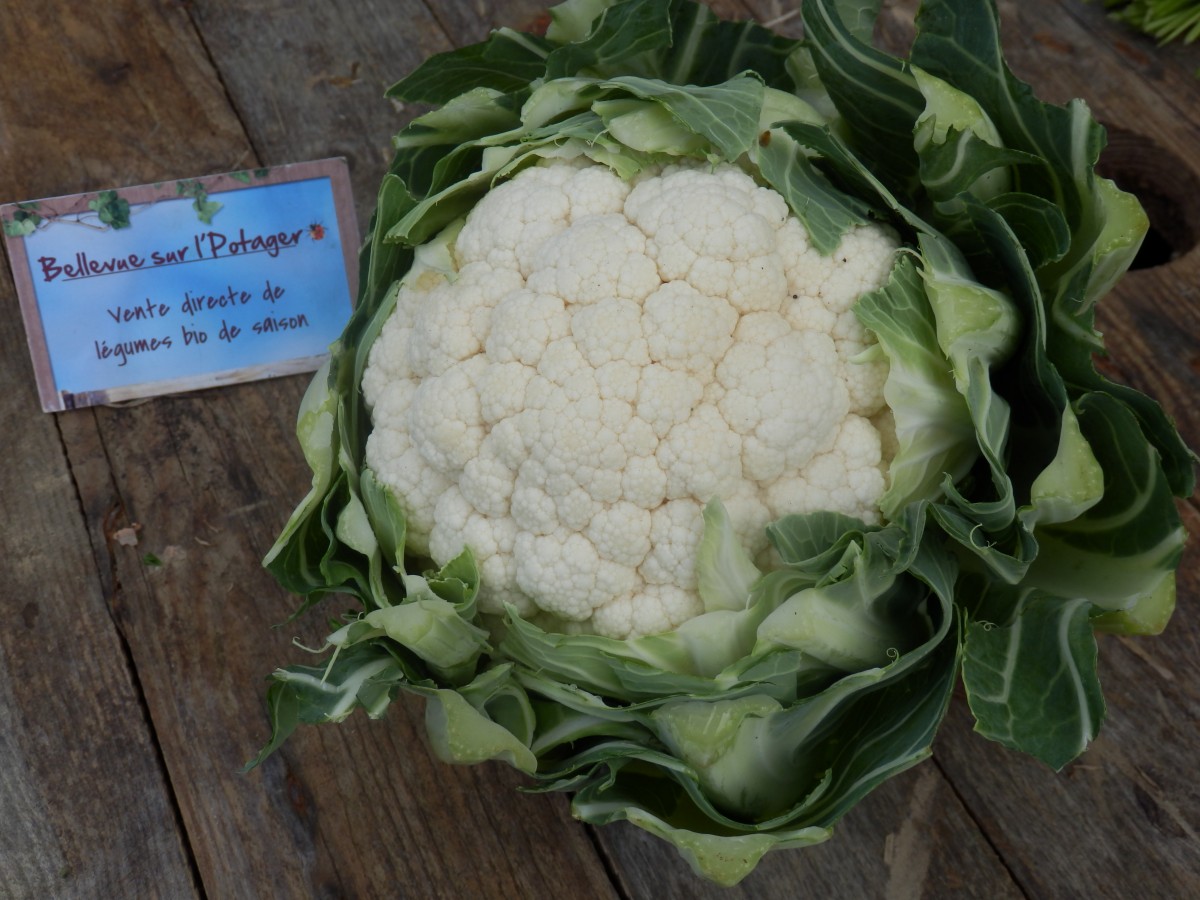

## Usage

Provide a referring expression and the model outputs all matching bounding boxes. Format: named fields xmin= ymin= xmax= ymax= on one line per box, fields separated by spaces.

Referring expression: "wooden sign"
xmin=2 ymin=158 xmax=358 ymax=411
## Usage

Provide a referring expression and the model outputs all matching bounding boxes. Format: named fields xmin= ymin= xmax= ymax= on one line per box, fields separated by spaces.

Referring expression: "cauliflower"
xmin=259 ymin=3 xmax=1193 ymax=880
xmin=362 ymin=159 xmax=899 ymax=639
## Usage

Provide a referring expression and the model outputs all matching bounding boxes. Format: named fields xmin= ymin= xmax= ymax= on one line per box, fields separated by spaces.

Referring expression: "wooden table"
xmin=2 ymin=1 xmax=1198 ymax=897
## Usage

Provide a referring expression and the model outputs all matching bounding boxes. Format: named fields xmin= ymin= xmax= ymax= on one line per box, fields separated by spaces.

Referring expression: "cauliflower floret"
xmin=763 ymin=415 xmax=887 ymax=524
xmin=527 ymin=214 xmax=660 ymax=304
xmin=656 ymin=405 xmax=743 ymax=501
xmin=717 ymin=316 xmax=850 ymax=480
xmin=626 ymin=165 xmax=789 ymax=312
xmin=407 ymin=356 xmax=487 ymax=473
xmin=455 ymin=164 xmax=575 ymax=276
xmin=586 ymin=501 xmax=653 ymax=567
xmin=365 ymin=378 xmax=450 ymax=554
xmin=642 ymin=281 xmax=738 ymax=378
xmin=486 ymin=290 xmax=570 ymax=367
xmin=363 ymin=159 xmax=899 ymax=639
xmin=640 ymin=498 xmax=706 ymax=590
xmin=429 ymin=488 xmax=532 ymax=616
xmin=572 ymin=298 xmax=650 ymax=367
xmin=514 ymin=528 xmax=638 ymax=622
xmin=636 ymin=364 xmax=706 ymax=438
xmin=408 ymin=263 xmax=524 ymax=377
xmin=591 ymin=582 xmax=703 ymax=640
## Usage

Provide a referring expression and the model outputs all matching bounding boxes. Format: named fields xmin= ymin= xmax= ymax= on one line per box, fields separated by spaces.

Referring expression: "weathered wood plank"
xmin=0 ymin=365 xmax=198 ymax=899
xmin=420 ymin=0 xmax=554 ymax=42
xmin=26 ymin=0 xmax=619 ymax=896
xmin=0 ymin=0 xmax=247 ymax=200
xmin=0 ymin=2 xmax=230 ymax=896
xmin=185 ymin=0 xmax=453 ymax=235
xmin=0 ymin=237 xmax=197 ymax=888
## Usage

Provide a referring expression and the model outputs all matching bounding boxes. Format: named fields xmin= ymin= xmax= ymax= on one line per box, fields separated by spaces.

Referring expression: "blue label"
xmin=4 ymin=159 xmax=358 ymax=410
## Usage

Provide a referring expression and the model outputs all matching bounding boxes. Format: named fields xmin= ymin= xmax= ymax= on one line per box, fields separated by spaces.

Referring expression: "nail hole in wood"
xmin=1096 ymin=126 xmax=1200 ymax=270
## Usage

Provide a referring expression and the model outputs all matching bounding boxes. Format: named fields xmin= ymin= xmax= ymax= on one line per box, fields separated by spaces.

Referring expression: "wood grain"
xmin=0 ymin=0 xmax=233 ymax=896
xmin=185 ymin=0 xmax=454 ymax=235
xmin=0 ymin=284 xmax=188 ymax=877
xmin=420 ymin=0 xmax=556 ymax=42
xmin=0 ymin=285 xmax=199 ymax=898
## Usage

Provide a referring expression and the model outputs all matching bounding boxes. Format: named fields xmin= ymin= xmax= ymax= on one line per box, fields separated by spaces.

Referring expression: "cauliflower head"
xmin=362 ymin=159 xmax=899 ymax=639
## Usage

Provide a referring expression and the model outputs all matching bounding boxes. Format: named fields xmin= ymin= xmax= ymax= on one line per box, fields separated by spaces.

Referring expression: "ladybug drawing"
xmin=307 ymin=222 xmax=326 ymax=241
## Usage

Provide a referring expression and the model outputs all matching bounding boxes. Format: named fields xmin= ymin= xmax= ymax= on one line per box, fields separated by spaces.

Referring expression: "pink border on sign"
xmin=1 ymin=158 xmax=359 ymax=412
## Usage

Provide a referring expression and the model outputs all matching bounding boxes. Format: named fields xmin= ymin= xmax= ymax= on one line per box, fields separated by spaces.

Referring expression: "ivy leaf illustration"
xmin=177 ymin=179 xmax=223 ymax=224
xmin=193 ymin=197 xmax=223 ymax=224
xmin=88 ymin=190 xmax=132 ymax=229
xmin=3 ymin=208 xmax=42 ymax=237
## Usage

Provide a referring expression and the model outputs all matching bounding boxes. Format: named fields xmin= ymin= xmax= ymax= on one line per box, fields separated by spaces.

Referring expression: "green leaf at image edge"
xmin=962 ymin=591 xmax=1105 ymax=770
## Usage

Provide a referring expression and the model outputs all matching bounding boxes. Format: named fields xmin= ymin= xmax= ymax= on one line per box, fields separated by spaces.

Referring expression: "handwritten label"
xmin=2 ymin=159 xmax=357 ymax=411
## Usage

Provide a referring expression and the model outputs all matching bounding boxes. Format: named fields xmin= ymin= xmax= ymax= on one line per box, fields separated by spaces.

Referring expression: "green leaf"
xmin=594 ymin=97 xmax=709 ymax=156
xmin=1049 ymin=282 xmax=1197 ymax=497
xmin=963 ymin=591 xmax=1104 ymax=770
xmin=766 ymin=510 xmax=870 ymax=569
xmin=551 ymin=588 xmax=957 ymax=878
xmin=912 ymin=0 xmax=1143 ymax=309
xmin=657 ymin=3 xmax=801 ymax=89
xmin=544 ymin=0 xmax=674 ymax=79
xmin=854 ymin=255 xmax=977 ymax=518
xmin=387 ymin=29 xmax=553 ymax=104
xmin=364 ymin=598 xmax=488 ymax=685
xmin=574 ymin=790 xmax=832 ymax=887
xmin=1092 ymin=572 xmax=1176 ymax=636
xmin=252 ymin=641 xmax=408 ymax=763
xmin=802 ymin=0 xmax=924 ymax=191
xmin=1024 ymin=393 xmax=1186 ymax=614
xmin=419 ymin=681 xmax=538 ymax=773
xmin=983 ymin=193 xmax=1072 ymax=269
xmin=695 ymin=499 xmax=762 ymax=613
xmin=754 ymin=538 xmax=930 ymax=671
xmin=243 ymin=680 xmax=302 ymax=771
xmin=1021 ymin=404 xmax=1104 ymax=529
xmin=551 ymin=0 xmax=804 ymax=89
xmin=547 ymin=0 xmax=615 ymax=42
xmin=391 ymin=88 xmax=523 ymax=197
xmin=651 ymin=694 xmax=787 ymax=818
xmin=753 ymin=127 xmax=874 ymax=255
xmin=599 ymin=73 xmax=765 ymax=161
